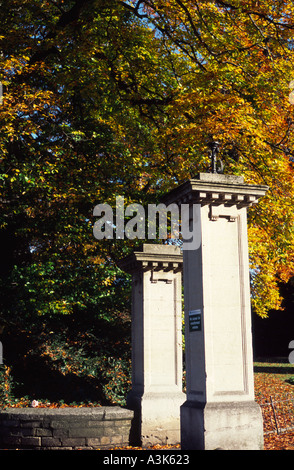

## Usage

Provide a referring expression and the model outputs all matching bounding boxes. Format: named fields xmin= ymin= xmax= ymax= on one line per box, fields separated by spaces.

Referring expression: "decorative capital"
xmin=162 ymin=173 xmax=268 ymax=209
xmin=117 ymin=244 xmax=183 ymax=274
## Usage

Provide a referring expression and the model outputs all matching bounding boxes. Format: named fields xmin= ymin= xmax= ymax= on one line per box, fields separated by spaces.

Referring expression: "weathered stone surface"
xmin=41 ymin=437 xmax=62 ymax=447
xmin=181 ymin=401 xmax=264 ymax=450
xmin=164 ymin=173 xmax=266 ymax=450
xmin=119 ymin=244 xmax=185 ymax=447
xmin=0 ymin=407 xmax=133 ymax=450
xmin=60 ymin=437 xmax=86 ymax=447
xmin=21 ymin=436 xmax=41 ymax=447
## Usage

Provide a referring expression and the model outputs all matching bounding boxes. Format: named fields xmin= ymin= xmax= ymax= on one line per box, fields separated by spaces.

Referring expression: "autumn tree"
xmin=120 ymin=0 xmax=294 ymax=316
xmin=0 ymin=0 xmax=293 ymax=333
xmin=0 ymin=0 xmax=179 ymax=328
xmin=1 ymin=0 xmax=181 ymax=402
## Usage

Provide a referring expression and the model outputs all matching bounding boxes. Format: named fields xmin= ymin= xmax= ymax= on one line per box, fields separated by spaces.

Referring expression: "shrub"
xmin=0 ymin=365 xmax=14 ymax=407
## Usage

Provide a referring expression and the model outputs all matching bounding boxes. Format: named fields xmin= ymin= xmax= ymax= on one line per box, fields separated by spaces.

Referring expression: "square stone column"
xmin=118 ymin=244 xmax=185 ymax=447
xmin=163 ymin=173 xmax=268 ymax=450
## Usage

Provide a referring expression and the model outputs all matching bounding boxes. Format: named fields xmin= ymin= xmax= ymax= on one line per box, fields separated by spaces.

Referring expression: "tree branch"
xmin=29 ymin=0 xmax=93 ymax=65
xmin=117 ymin=0 xmax=148 ymax=18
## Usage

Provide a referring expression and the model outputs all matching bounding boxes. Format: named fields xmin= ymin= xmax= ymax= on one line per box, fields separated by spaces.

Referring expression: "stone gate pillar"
xmin=118 ymin=244 xmax=185 ymax=447
xmin=163 ymin=173 xmax=268 ymax=450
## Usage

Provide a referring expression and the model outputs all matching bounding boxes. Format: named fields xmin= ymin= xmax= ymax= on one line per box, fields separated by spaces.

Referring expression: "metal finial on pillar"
xmin=208 ymin=141 xmax=224 ymax=174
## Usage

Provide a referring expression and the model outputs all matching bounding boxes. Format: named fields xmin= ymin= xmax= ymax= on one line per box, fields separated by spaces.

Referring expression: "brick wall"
xmin=0 ymin=407 xmax=134 ymax=450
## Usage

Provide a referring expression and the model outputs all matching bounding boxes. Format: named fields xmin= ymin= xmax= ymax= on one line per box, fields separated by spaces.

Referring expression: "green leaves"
xmin=0 ymin=0 xmax=293 ymax=329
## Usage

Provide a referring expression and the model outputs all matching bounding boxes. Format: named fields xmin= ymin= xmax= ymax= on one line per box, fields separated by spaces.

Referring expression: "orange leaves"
xmin=0 ymin=365 xmax=14 ymax=405
xmin=0 ymin=0 xmax=293 ymax=325
xmin=133 ymin=0 xmax=294 ymax=317
xmin=248 ymin=199 xmax=294 ymax=317
xmin=254 ymin=360 xmax=294 ymax=449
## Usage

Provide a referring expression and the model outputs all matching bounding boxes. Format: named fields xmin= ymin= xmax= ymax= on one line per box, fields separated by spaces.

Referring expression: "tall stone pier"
xmin=118 ymin=244 xmax=185 ymax=447
xmin=163 ymin=173 xmax=268 ymax=450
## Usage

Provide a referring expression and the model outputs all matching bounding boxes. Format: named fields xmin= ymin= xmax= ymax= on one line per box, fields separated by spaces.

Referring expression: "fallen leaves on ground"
xmin=3 ymin=361 xmax=294 ymax=450
xmin=2 ymin=398 xmax=102 ymax=409
xmin=263 ymin=432 xmax=294 ymax=450
xmin=255 ymin=361 xmax=294 ymax=450
xmin=105 ymin=444 xmax=181 ymax=451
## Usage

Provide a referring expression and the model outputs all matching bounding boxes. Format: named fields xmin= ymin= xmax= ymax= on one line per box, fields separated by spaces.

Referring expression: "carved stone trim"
xmin=118 ymin=244 xmax=183 ymax=274
xmin=162 ymin=173 xmax=268 ymax=209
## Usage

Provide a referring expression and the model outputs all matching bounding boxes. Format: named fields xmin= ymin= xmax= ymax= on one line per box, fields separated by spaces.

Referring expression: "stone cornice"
xmin=118 ymin=244 xmax=183 ymax=274
xmin=162 ymin=173 xmax=269 ymax=209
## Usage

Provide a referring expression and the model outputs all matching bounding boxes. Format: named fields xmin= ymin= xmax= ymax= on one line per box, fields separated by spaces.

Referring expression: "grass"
xmin=254 ymin=357 xmax=294 ymax=396
xmin=254 ymin=357 xmax=294 ymax=450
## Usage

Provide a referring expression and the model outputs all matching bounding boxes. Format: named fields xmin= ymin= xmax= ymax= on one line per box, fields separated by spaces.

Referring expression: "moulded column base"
xmin=180 ymin=400 xmax=264 ymax=450
xmin=127 ymin=389 xmax=185 ymax=447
